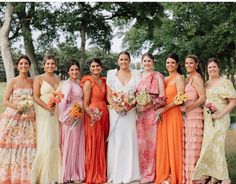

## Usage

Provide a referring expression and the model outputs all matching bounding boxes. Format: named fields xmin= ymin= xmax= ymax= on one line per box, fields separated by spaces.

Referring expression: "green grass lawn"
xmin=0 ymin=82 xmax=235 ymax=182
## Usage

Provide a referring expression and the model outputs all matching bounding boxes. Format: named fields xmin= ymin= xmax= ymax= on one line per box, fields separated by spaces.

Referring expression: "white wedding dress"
xmin=106 ymin=69 xmax=141 ymax=183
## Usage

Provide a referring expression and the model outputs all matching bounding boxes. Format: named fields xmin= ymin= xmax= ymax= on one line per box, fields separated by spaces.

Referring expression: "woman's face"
xmin=117 ymin=54 xmax=130 ymax=69
xmin=185 ymin=58 xmax=197 ymax=74
xmin=17 ymin=58 xmax=30 ymax=74
xmin=68 ymin=64 xmax=80 ymax=80
xmin=89 ymin=61 xmax=102 ymax=75
xmin=207 ymin=61 xmax=220 ymax=78
xmin=44 ymin=59 xmax=56 ymax=73
xmin=142 ymin=56 xmax=154 ymax=72
xmin=166 ymin=57 xmax=178 ymax=73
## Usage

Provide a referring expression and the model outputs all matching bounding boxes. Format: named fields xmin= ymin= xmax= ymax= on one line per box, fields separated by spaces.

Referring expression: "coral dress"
xmin=0 ymin=88 xmax=36 ymax=184
xmin=136 ymin=72 xmax=164 ymax=183
xmin=59 ymin=79 xmax=85 ymax=183
xmin=80 ymin=75 xmax=109 ymax=184
xmin=183 ymin=76 xmax=203 ymax=184
xmin=155 ymin=74 xmax=183 ymax=184
xmin=106 ymin=69 xmax=141 ymax=183
xmin=30 ymin=80 xmax=61 ymax=184
xmin=193 ymin=78 xmax=236 ymax=181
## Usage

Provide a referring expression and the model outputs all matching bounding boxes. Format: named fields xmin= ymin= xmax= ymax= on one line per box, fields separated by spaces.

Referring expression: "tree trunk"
xmin=80 ymin=24 xmax=86 ymax=77
xmin=22 ymin=22 xmax=39 ymax=76
xmin=0 ymin=3 xmax=15 ymax=82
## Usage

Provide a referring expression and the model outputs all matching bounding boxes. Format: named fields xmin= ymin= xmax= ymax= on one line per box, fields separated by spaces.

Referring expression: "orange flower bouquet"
xmin=47 ymin=92 xmax=64 ymax=116
xmin=69 ymin=103 xmax=83 ymax=128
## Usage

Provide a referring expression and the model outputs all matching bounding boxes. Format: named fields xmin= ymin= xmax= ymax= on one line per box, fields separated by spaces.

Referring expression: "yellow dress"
xmin=193 ymin=78 xmax=236 ymax=180
xmin=30 ymin=81 xmax=61 ymax=184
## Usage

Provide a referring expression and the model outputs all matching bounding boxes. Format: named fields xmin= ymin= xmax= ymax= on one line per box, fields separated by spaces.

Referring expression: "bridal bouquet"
xmin=18 ymin=95 xmax=34 ymax=117
xmin=174 ymin=92 xmax=188 ymax=105
xmin=69 ymin=103 xmax=83 ymax=128
xmin=111 ymin=90 xmax=136 ymax=116
xmin=135 ymin=89 xmax=152 ymax=112
xmin=88 ymin=107 xmax=103 ymax=126
xmin=47 ymin=92 xmax=64 ymax=116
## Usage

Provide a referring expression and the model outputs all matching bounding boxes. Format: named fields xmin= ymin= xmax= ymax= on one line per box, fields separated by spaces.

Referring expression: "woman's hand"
xmin=211 ymin=112 xmax=223 ymax=120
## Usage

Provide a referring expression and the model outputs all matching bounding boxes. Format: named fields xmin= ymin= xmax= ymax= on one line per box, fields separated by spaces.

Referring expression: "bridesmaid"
xmin=80 ymin=58 xmax=109 ymax=184
xmin=0 ymin=55 xmax=36 ymax=184
xmin=181 ymin=55 xmax=205 ymax=184
xmin=30 ymin=55 xmax=61 ymax=184
xmin=59 ymin=59 xmax=85 ymax=183
xmin=155 ymin=53 xmax=185 ymax=184
xmin=193 ymin=58 xmax=236 ymax=184
xmin=136 ymin=53 xmax=165 ymax=183
xmin=106 ymin=51 xmax=141 ymax=183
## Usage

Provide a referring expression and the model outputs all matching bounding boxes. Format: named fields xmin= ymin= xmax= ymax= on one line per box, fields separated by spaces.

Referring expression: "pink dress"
xmin=183 ymin=77 xmax=203 ymax=184
xmin=59 ymin=80 xmax=85 ymax=182
xmin=136 ymin=72 xmax=164 ymax=183
xmin=0 ymin=88 xmax=36 ymax=184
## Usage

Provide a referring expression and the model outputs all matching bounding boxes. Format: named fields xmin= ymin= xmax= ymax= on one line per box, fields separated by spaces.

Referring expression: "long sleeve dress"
xmin=193 ymin=78 xmax=236 ymax=181
xmin=59 ymin=79 xmax=85 ymax=183
xmin=80 ymin=75 xmax=109 ymax=184
xmin=136 ymin=72 xmax=164 ymax=183
xmin=106 ymin=69 xmax=141 ymax=183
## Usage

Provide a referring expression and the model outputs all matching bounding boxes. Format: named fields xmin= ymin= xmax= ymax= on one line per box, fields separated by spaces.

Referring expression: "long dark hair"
xmin=141 ymin=52 xmax=155 ymax=62
xmin=16 ymin=55 xmax=31 ymax=66
xmin=185 ymin=54 xmax=203 ymax=77
xmin=88 ymin=58 xmax=102 ymax=67
xmin=165 ymin=53 xmax=182 ymax=74
xmin=67 ymin=59 xmax=80 ymax=72
xmin=117 ymin=51 xmax=131 ymax=60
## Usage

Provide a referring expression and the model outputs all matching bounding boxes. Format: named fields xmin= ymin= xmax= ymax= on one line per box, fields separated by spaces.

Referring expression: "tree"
xmin=0 ymin=3 xmax=15 ymax=81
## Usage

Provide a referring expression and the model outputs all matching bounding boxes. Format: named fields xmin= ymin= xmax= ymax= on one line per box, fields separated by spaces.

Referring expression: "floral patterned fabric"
xmin=193 ymin=78 xmax=236 ymax=180
xmin=136 ymin=72 xmax=164 ymax=183
xmin=0 ymin=88 xmax=36 ymax=184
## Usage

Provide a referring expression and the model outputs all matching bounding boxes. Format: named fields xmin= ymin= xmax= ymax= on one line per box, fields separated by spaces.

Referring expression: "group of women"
xmin=0 ymin=51 xmax=235 ymax=184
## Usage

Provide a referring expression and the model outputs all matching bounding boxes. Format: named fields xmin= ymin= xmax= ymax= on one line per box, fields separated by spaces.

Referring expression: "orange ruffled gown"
xmin=80 ymin=75 xmax=109 ymax=184
xmin=155 ymin=75 xmax=183 ymax=184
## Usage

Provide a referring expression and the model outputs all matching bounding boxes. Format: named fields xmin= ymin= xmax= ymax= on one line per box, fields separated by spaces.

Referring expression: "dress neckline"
xmin=42 ymin=80 xmax=58 ymax=91
xmin=115 ymin=69 xmax=133 ymax=87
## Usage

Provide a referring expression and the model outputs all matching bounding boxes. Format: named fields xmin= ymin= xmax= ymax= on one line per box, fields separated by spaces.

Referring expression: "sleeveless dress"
xmin=30 ymin=81 xmax=61 ymax=184
xmin=80 ymin=75 xmax=109 ymax=184
xmin=183 ymin=76 xmax=203 ymax=184
xmin=106 ymin=69 xmax=141 ymax=183
xmin=155 ymin=74 xmax=183 ymax=184
xmin=193 ymin=78 xmax=236 ymax=181
xmin=59 ymin=79 xmax=85 ymax=183
xmin=0 ymin=88 xmax=36 ymax=184
xmin=136 ymin=72 xmax=164 ymax=183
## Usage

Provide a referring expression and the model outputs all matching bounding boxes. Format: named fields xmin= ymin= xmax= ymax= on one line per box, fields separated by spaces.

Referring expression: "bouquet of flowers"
xmin=47 ymin=92 xmax=64 ymax=116
xmin=205 ymin=103 xmax=217 ymax=127
xmin=135 ymin=89 xmax=152 ymax=112
xmin=88 ymin=107 xmax=103 ymax=126
xmin=153 ymin=96 xmax=167 ymax=110
xmin=174 ymin=92 xmax=188 ymax=105
xmin=69 ymin=103 xmax=83 ymax=128
xmin=18 ymin=95 xmax=34 ymax=117
xmin=111 ymin=90 xmax=136 ymax=116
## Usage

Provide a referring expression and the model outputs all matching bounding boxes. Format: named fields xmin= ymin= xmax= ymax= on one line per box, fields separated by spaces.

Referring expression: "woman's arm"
xmin=183 ymin=75 xmax=205 ymax=112
xmin=83 ymin=80 xmax=92 ymax=114
xmin=212 ymin=98 xmax=236 ymax=119
xmin=33 ymin=76 xmax=54 ymax=113
xmin=158 ymin=75 xmax=185 ymax=113
xmin=3 ymin=79 xmax=18 ymax=110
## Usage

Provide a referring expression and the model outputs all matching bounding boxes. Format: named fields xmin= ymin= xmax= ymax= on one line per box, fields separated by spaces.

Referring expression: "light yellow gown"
xmin=193 ymin=78 xmax=236 ymax=180
xmin=30 ymin=81 xmax=61 ymax=184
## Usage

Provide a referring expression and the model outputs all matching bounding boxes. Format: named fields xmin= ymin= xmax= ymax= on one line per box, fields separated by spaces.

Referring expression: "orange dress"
xmin=155 ymin=75 xmax=183 ymax=184
xmin=80 ymin=75 xmax=109 ymax=184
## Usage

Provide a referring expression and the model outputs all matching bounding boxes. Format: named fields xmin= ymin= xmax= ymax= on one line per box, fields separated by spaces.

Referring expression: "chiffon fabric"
xmin=0 ymin=88 xmax=36 ymax=184
xmin=155 ymin=74 xmax=183 ymax=184
xmin=136 ymin=72 xmax=164 ymax=183
xmin=106 ymin=69 xmax=141 ymax=184
xmin=183 ymin=76 xmax=203 ymax=184
xmin=30 ymin=80 xmax=61 ymax=184
xmin=80 ymin=75 xmax=109 ymax=184
xmin=193 ymin=78 xmax=236 ymax=181
xmin=59 ymin=79 xmax=85 ymax=183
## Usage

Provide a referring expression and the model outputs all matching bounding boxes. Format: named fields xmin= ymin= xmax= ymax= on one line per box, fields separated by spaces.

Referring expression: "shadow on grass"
xmin=227 ymin=153 xmax=236 ymax=183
